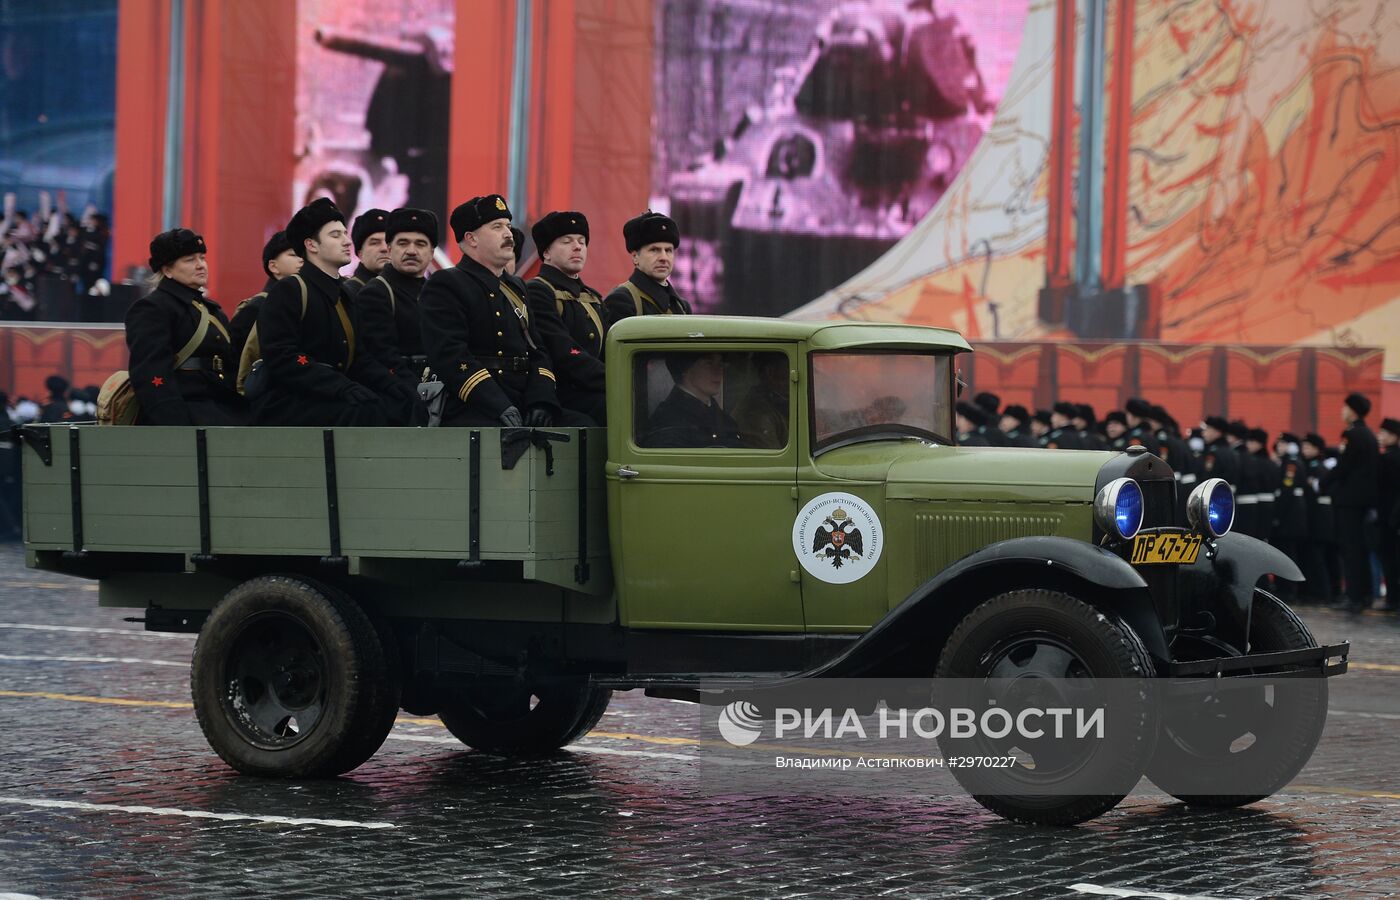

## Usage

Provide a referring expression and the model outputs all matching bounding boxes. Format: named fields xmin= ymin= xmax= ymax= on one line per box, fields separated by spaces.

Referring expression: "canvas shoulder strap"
xmin=175 ymin=301 xmax=213 ymax=367
xmin=373 ymin=274 xmax=396 ymax=314
xmin=620 ymin=279 xmax=670 ymax=316
xmin=497 ymin=280 xmax=539 ymax=351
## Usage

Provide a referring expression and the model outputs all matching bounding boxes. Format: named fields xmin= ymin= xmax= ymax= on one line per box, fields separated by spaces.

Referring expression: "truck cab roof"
xmin=606 ymin=315 xmax=974 ymax=353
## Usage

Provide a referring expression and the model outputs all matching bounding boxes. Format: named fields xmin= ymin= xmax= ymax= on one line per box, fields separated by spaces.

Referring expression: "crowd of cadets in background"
xmin=1 ymin=194 xmax=1397 ymax=612
xmin=0 ymin=192 xmax=110 ymax=320
xmin=955 ymin=392 xmax=1400 ymax=613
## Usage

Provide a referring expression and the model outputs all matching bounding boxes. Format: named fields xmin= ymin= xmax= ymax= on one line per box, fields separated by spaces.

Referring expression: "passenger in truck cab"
xmin=643 ymin=353 xmax=742 ymax=448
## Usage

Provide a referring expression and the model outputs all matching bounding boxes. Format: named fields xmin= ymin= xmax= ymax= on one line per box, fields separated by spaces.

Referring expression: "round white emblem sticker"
xmin=792 ymin=492 xmax=884 ymax=584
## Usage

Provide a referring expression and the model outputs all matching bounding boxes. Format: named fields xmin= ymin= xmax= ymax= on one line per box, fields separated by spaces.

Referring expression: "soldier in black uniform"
xmin=1074 ymin=404 xmax=1108 ymax=450
xmin=643 ymin=353 xmax=742 ymax=448
xmin=1152 ymin=404 xmax=1194 ymax=501
xmin=420 ymin=195 xmax=579 ymax=428
xmin=38 ymin=375 xmax=73 ymax=424
xmin=1123 ymin=398 xmax=1160 ymax=454
xmin=998 ymin=404 xmax=1037 ymax=448
xmin=1329 ymin=393 xmax=1380 ymax=610
xmin=955 ymin=401 xmax=991 ymax=446
xmin=971 ymin=392 xmax=1008 ymax=445
xmin=1223 ymin=420 xmax=1260 ymax=538
xmin=1377 ymin=417 xmax=1400 ymax=611
xmin=356 ymin=208 xmax=436 ymax=397
xmin=1199 ymin=416 xmax=1239 ymax=486
xmin=230 ymin=230 xmax=301 ymax=363
xmin=1247 ymin=427 xmax=1280 ymax=543
xmin=1272 ymin=435 xmax=1310 ymax=601
xmin=125 ymin=228 xmax=248 ymax=426
xmin=525 ymin=211 xmax=608 ymax=425
xmin=1044 ymin=402 xmax=1083 ymax=449
xmin=1103 ymin=411 xmax=1128 ymax=450
xmin=1030 ymin=409 xmax=1052 ymax=446
xmin=604 ymin=211 xmax=691 ymax=326
xmin=343 ymin=208 xmax=390 ymax=298
xmin=1299 ymin=433 xmax=1339 ymax=602
xmin=252 ymin=199 xmax=418 ymax=427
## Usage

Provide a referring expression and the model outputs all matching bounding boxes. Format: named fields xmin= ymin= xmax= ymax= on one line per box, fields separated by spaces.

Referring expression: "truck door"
xmin=610 ymin=346 xmax=801 ymax=629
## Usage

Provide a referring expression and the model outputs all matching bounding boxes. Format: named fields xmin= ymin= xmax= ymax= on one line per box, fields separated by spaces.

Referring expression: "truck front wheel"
xmin=1146 ymin=590 xmax=1328 ymax=807
xmin=190 ymin=576 xmax=400 ymax=777
xmin=437 ymin=679 xmax=612 ymax=756
xmin=934 ymin=589 xmax=1157 ymax=826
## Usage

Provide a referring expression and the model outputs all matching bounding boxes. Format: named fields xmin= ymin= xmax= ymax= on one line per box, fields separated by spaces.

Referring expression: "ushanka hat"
xmin=1344 ymin=392 xmax=1371 ymax=418
xmin=385 ymin=208 xmax=439 ymax=247
xmin=148 ymin=228 xmax=206 ymax=271
xmin=287 ymin=198 xmax=346 ymax=259
xmin=450 ymin=194 xmax=511 ymax=242
xmin=351 ymin=208 xmax=389 ymax=252
xmin=955 ymin=401 xmax=987 ymax=427
xmin=261 ymin=231 xmax=292 ymax=277
xmin=1001 ymin=404 xmax=1030 ymax=425
xmin=623 ymin=211 xmax=680 ymax=252
xmin=531 ymin=211 xmax=589 ymax=253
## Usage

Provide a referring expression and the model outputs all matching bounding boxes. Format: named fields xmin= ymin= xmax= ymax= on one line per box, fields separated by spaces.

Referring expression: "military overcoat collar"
xmin=300 ymin=260 xmax=345 ymax=302
xmin=456 ymin=255 xmax=504 ymax=293
xmin=539 ymin=264 xmax=599 ymax=299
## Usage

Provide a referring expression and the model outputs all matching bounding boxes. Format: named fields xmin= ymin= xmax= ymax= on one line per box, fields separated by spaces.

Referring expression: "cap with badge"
xmin=286 ymin=198 xmax=346 ymax=259
xmin=623 ymin=211 xmax=680 ymax=252
xmin=149 ymin=228 xmax=207 ymax=271
xmin=351 ymin=209 xmax=389 ymax=253
xmin=450 ymin=194 xmax=512 ymax=242
xmin=385 ymin=208 xmax=439 ymax=247
xmin=531 ymin=211 xmax=589 ymax=254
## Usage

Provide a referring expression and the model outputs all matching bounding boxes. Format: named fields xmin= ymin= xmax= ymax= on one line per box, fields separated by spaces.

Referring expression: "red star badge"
xmin=569 ymin=348 xmax=581 ymax=356
xmin=297 ymin=354 xmax=309 ymax=366
xmin=151 ymin=376 xmax=164 ymax=387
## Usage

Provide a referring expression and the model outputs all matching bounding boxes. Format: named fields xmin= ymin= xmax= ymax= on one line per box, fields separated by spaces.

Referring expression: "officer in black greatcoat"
xmin=125 ymin=228 xmax=247 ymax=426
xmin=955 ymin=402 xmax=992 ymax=447
xmin=1104 ymin=411 xmax=1128 ymax=450
xmin=1123 ymin=398 xmax=1161 ymax=455
xmin=1074 ymin=404 xmax=1108 ymax=451
xmin=998 ymin=404 xmax=1038 ymax=448
xmin=969 ymin=392 xmax=1007 ymax=446
xmin=343 ymin=208 xmax=389 ymax=298
xmin=1247 ymin=428 xmax=1280 ymax=542
xmin=1377 ymin=417 xmax=1400 ymax=611
xmin=1199 ymin=416 xmax=1239 ymax=486
xmin=1328 ymin=392 xmax=1380 ymax=610
xmin=643 ymin=353 xmax=742 ymax=448
xmin=252 ymin=199 xmax=418 ymax=427
xmin=526 ymin=211 xmax=608 ymax=425
xmin=1044 ymin=402 xmax=1083 ymax=449
xmin=357 ymin=208 xmax=436 ymax=395
xmin=420 ymin=195 xmax=582 ymax=429
xmin=1299 ymin=432 xmax=1339 ymax=602
xmin=38 ymin=375 xmax=73 ymax=424
xmin=604 ymin=211 xmax=692 ymax=325
xmin=1272 ymin=435 xmax=1310 ymax=601
xmin=230 ymin=230 xmax=301 ymax=363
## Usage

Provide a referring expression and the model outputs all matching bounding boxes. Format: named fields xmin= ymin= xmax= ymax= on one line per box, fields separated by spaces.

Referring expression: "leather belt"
xmin=484 ymin=356 xmax=531 ymax=373
xmin=177 ymin=357 xmax=224 ymax=373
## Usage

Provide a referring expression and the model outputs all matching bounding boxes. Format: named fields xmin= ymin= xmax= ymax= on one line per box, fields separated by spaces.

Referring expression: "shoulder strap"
xmin=175 ymin=302 xmax=212 ymax=367
xmin=233 ymin=291 xmax=267 ymax=315
xmin=555 ymin=284 xmax=606 ymax=339
xmin=497 ymin=280 xmax=539 ymax=351
xmin=373 ymin=274 xmax=395 ymax=314
xmin=620 ymin=279 xmax=671 ymax=316
xmin=295 ymin=275 xmax=308 ymax=319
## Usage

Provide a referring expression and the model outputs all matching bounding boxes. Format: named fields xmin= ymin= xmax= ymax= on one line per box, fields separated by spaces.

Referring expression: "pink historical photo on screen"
xmin=653 ymin=0 xmax=1028 ymax=316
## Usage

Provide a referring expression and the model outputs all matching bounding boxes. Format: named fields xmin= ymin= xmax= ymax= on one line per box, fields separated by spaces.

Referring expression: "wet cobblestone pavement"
xmin=1 ymin=543 xmax=1398 ymax=898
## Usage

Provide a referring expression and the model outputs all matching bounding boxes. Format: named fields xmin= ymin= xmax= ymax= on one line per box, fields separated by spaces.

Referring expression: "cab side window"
xmin=633 ymin=351 xmax=790 ymax=450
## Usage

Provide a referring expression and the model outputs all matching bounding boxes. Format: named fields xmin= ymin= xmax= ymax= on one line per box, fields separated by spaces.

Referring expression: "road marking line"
xmin=1070 ymin=885 xmax=1239 ymax=900
xmin=1328 ymin=709 xmax=1400 ymax=720
xmin=384 ymin=732 xmax=716 ymax=763
xmin=4 ymin=582 xmax=98 ymax=591
xmin=0 ymin=654 xmax=187 ymax=668
xmin=0 ymin=796 xmax=396 ymax=830
xmin=1351 ymin=662 xmax=1400 ymax=673
xmin=1289 ymin=784 xmax=1400 ymax=800
xmin=0 ymin=690 xmax=191 ymax=709
xmin=0 ymin=623 xmax=192 ymax=640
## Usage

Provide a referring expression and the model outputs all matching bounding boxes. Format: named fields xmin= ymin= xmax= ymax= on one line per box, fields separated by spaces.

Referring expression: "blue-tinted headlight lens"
xmin=1114 ymin=479 xmax=1144 ymax=539
xmin=1207 ymin=482 xmax=1234 ymax=536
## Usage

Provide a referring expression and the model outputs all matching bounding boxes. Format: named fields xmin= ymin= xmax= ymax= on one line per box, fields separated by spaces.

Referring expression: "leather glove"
xmin=499 ymin=406 xmax=523 ymax=428
xmin=341 ymin=383 xmax=379 ymax=405
xmin=524 ymin=407 xmax=553 ymax=428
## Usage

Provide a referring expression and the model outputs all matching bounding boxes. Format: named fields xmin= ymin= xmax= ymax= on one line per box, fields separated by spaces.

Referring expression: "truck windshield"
xmin=810 ymin=351 xmax=953 ymax=451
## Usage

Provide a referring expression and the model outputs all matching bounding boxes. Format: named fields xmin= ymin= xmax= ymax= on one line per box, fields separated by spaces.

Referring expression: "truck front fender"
xmin=813 ymin=536 xmax=1165 ymax=677
xmin=1181 ymin=532 xmax=1303 ymax=647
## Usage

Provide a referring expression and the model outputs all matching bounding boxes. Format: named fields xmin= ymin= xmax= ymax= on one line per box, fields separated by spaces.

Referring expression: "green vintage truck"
xmin=14 ymin=316 xmax=1347 ymax=825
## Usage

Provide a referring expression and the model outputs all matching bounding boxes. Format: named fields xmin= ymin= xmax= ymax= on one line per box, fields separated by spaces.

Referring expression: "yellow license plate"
xmin=1130 ymin=531 xmax=1203 ymax=565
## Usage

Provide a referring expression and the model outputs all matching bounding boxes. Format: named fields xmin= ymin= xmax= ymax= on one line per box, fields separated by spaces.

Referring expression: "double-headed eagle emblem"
xmin=812 ymin=507 xmax=864 ymax=569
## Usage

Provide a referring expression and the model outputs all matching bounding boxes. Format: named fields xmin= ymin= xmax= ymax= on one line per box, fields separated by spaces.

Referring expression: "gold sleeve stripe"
xmin=459 ymin=369 xmax=492 ymax=401
xmin=538 ymin=368 xmax=556 ymax=382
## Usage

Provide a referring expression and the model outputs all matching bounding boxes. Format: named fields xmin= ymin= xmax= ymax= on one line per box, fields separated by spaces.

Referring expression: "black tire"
xmin=190 ymin=575 xmax=400 ymax=777
xmin=934 ymin=589 xmax=1157 ymax=826
xmin=1147 ymin=590 xmax=1328 ymax=807
xmin=438 ymin=678 xmax=612 ymax=757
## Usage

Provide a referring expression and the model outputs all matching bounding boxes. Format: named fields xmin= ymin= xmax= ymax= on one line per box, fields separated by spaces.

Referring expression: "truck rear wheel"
xmin=190 ymin=575 xmax=400 ymax=778
xmin=1146 ymin=590 xmax=1328 ymax=807
xmin=437 ymin=679 xmax=612 ymax=757
xmin=934 ymin=589 xmax=1157 ymax=826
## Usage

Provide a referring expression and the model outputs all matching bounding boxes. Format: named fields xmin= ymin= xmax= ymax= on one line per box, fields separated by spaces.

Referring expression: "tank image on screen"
xmin=668 ymin=0 xmax=993 ymax=317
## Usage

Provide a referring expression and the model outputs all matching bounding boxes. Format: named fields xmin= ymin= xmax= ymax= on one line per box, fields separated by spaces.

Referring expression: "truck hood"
xmin=815 ymin=442 xmax=1112 ymax=503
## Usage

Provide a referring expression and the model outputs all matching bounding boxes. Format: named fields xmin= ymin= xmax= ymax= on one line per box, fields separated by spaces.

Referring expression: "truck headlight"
xmin=1187 ymin=477 xmax=1234 ymax=537
xmin=1094 ymin=477 xmax=1144 ymax=540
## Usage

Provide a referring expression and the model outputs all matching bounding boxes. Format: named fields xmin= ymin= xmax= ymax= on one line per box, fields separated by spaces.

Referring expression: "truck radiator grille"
xmin=914 ymin=512 xmax=1065 ymax=575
